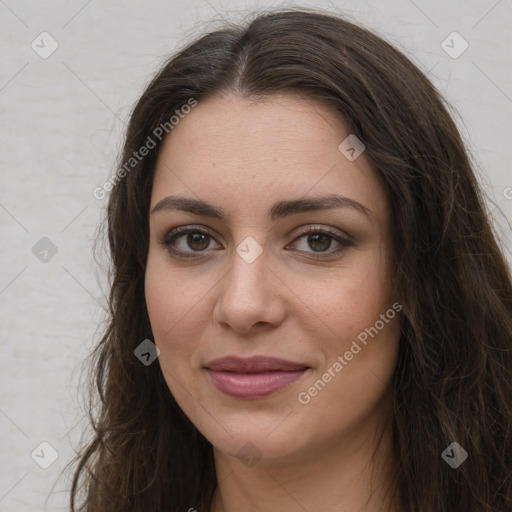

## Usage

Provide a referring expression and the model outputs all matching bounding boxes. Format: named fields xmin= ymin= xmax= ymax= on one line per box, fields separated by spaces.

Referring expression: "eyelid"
xmin=289 ymin=223 xmax=352 ymax=241
xmin=162 ymin=224 xmax=217 ymax=241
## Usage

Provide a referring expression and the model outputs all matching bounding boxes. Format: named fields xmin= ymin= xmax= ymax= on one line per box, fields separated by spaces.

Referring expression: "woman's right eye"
xmin=159 ymin=227 xmax=222 ymax=258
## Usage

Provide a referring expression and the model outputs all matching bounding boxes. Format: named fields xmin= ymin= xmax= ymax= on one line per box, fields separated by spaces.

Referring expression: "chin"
xmin=195 ymin=409 xmax=309 ymax=464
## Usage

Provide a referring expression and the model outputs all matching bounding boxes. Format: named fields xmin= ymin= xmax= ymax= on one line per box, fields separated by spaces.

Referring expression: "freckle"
xmin=212 ymin=162 xmax=216 ymax=167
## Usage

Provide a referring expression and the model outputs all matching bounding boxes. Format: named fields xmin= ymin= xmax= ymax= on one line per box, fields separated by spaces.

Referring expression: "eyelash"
xmin=158 ymin=224 xmax=353 ymax=260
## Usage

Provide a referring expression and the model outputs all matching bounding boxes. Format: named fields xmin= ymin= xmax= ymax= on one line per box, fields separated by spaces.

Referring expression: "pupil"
xmin=188 ymin=233 xmax=209 ymax=251
xmin=308 ymin=234 xmax=331 ymax=252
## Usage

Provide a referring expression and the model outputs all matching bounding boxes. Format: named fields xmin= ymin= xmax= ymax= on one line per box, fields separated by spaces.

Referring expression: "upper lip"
xmin=205 ymin=356 xmax=309 ymax=373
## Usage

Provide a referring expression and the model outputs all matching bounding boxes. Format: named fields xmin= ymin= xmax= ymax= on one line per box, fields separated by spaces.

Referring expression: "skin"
xmin=145 ymin=92 xmax=402 ymax=512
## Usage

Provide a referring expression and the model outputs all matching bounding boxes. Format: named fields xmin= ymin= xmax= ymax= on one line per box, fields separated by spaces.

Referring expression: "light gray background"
xmin=1 ymin=1 xmax=511 ymax=510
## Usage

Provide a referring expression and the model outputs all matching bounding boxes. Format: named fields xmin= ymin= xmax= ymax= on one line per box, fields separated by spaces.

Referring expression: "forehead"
xmin=151 ymin=92 xmax=388 ymax=227
xmin=156 ymin=92 xmax=348 ymax=172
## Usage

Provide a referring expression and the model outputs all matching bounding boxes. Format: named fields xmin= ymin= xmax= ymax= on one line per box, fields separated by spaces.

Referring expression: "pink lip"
xmin=204 ymin=356 xmax=309 ymax=399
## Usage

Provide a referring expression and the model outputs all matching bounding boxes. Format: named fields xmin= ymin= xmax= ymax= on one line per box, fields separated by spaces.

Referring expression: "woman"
xmin=70 ymin=8 xmax=512 ymax=512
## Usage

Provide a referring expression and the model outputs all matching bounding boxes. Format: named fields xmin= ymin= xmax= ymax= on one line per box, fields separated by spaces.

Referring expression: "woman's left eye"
xmin=286 ymin=228 xmax=353 ymax=257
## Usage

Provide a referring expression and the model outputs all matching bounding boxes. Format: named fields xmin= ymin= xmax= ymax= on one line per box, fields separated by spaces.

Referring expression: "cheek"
xmin=144 ymin=255 xmax=209 ymax=356
xmin=295 ymin=248 xmax=400 ymax=406
xmin=297 ymin=251 xmax=394 ymax=344
xmin=297 ymin=279 xmax=400 ymax=432
xmin=145 ymin=259 xmax=212 ymax=403
xmin=145 ymin=246 xmax=206 ymax=322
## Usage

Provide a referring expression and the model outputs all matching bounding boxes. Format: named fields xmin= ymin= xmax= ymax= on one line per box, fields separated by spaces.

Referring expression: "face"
xmin=145 ymin=92 xmax=401 ymax=466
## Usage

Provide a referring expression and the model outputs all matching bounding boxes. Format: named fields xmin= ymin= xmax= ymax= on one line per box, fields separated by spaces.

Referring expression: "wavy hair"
xmin=69 ymin=8 xmax=512 ymax=511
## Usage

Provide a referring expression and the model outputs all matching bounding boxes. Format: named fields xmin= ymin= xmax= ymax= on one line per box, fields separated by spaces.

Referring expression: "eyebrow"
xmin=150 ymin=194 xmax=372 ymax=221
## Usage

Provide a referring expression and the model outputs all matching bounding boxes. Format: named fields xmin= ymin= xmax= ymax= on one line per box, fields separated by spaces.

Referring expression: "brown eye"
xmin=186 ymin=233 xmax=211 ymax=251
xmin=160 ymin=227 xmax=222 ymax=258
xmin=306 ymin=233 xmax=333 ymax=252
xmin=287 ymin=226 xmax=353 ymax=258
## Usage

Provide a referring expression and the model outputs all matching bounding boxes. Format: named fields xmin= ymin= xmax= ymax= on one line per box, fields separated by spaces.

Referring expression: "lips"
xmin=205 ymin=356 xmax=309 ymax=372
xmin=204 ymin=356 xmax=310 ymax=399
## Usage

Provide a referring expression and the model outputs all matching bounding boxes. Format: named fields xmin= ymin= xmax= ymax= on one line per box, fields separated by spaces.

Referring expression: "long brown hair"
xmin=69 ymin=8 xmax=512 ymax=511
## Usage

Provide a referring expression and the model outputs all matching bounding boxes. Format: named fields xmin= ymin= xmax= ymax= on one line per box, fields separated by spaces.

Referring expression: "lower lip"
xmin=206 ymin=369 xmax=308 ymax=399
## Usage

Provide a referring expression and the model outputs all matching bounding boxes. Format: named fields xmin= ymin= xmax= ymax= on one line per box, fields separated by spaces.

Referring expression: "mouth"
xmin=204 ymin=356 xmax=310 ymax=399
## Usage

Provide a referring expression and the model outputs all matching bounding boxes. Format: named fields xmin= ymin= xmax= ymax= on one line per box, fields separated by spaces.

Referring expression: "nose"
xmin=213 ymin=249 xmax=286 ymax=335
